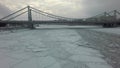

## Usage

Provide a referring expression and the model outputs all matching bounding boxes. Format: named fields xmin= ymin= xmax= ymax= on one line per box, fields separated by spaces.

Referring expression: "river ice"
xmin=0 ymin=28 xmax=112 ymax=68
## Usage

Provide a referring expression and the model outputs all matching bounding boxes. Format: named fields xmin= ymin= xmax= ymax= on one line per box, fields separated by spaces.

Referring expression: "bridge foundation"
xmin=29 ymin=24 xmax=35 ymax=29
xmin=28 ymin=23 xmax=35 ymax=29
xmin=102 ymin=23 xmax=117 ymax=28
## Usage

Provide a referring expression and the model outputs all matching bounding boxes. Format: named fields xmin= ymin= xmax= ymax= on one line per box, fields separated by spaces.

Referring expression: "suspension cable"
xmin=7 ymin=11 xmax=28 ymax=21
xmin=30 ymin=7 xmax=73 ymax=20
xmin=31 ymin=9 xmax=61 ymax=20
xmin=0 ymin=6 xmax=27 ymax=20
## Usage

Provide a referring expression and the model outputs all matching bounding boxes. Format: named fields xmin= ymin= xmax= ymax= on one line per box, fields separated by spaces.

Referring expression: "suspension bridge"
xmin=0 ymin=6 xmax=120 ymax=29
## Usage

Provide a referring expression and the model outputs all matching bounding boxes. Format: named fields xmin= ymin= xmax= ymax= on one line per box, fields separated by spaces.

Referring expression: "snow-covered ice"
xmin=90 ymin=27 xmax=120 ymax=35
xmin=36 ymin=25 xmax=100 ymax=29
xmin=0 ymin=28 xmax=112 ymax=68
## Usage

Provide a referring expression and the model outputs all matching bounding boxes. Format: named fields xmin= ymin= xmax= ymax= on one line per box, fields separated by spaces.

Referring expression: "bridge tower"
xmin=27 ymin=6 xmax=35 ymax=29
xmin=104 ymin=12 xmax=107 ymax=21
xmin=113 ymin=10 xmax=117 ymax=21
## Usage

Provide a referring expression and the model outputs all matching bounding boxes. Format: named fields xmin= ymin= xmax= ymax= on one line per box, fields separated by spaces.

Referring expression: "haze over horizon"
xmin=0 ymin=0 xmax=120 ymax=19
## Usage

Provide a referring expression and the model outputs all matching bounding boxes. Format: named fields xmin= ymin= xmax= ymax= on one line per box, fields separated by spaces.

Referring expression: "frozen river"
xmin=0 ymin=28 xmax=112 ymax=68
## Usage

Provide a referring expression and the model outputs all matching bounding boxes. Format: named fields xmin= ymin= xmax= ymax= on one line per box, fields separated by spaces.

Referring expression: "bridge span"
xmin=0 ymin=6 xmax=120 ymax=29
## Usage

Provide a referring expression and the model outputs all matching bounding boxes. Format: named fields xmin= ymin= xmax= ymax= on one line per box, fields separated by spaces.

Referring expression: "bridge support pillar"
xmin=27 ymin=6 xmax=35 ymax=29
xmin=102 ymin=23 xmax=117 ymax=28
xmin=28 ymin=23 xmax=35 ymax=29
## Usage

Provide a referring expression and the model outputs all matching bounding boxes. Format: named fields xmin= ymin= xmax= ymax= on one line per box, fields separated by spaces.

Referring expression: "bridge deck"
xmin=0 ymin=20 xmax=120 ymax=25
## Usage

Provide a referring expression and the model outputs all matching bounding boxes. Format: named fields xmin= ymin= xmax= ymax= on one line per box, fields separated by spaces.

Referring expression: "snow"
xmin=37 ymin=25 xmax=120 ymax=35
xmin=0 ymin=28 xmax=112 ymax=68
xmin=37 ymin=25 xmax=100 ymax=29
xmin=89 ymin=27 xmax=120 ymax=35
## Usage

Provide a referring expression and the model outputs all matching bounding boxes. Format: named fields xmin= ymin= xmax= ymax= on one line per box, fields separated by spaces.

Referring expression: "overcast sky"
xmin=0 ymin=0 xmax=120 ymax=19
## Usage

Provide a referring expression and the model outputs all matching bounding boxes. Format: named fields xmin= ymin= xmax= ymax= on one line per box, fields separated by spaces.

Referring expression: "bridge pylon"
xmin=27 ymin=6 xmax=35 ymax=29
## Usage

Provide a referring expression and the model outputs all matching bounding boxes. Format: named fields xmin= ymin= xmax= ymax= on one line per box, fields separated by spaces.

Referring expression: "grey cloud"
xmin=80 ymin=0 xmax=120 ymax=17
xmin=0 ymin=4 xmax=12 ymax=18
xmin=0 ymin=0 xmax=120 ymax=19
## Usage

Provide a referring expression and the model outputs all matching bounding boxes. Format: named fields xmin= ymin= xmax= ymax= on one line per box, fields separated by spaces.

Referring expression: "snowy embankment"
xmin=89 ymin=27 xmax=120 ymax=35
xmin=36 ymin=25 xmax=100 ymax=29
xmin=0 ymin=29 xmax=112 ymax=68
xmin=38 ymin=25 xmax=120 ymax=35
